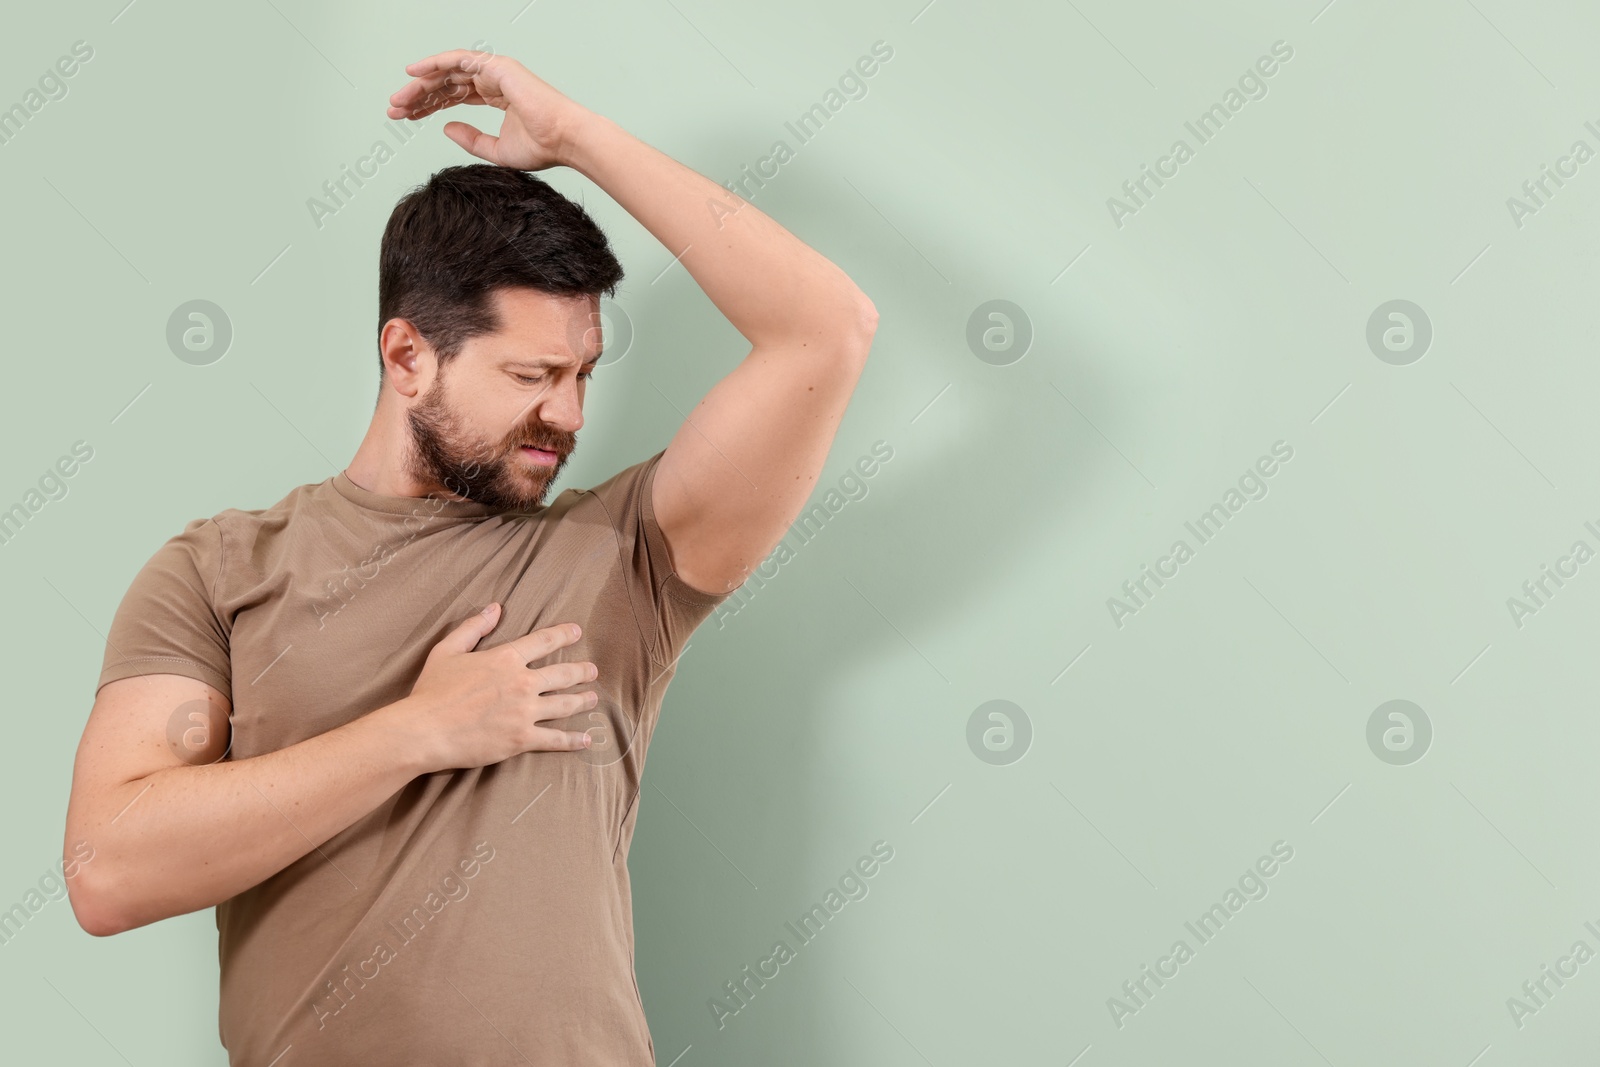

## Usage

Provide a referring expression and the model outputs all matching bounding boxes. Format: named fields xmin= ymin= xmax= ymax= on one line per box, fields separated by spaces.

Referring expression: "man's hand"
xmin=386 ymin=50 xmax=593 ymax=170
xmin=65 ymin=604 xmax=599 ymax=936
xmin=389 ymin=603 xmax=600 ymax=771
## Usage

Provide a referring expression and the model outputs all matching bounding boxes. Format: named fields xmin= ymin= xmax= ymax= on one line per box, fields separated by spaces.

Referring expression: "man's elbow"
xmin=843 ymin=294 xmax=878 ymax=358
xmin=857 ymin=296 xmax=879 ymax=338
xmin=67 ymin=866 xmax=129 ymax=938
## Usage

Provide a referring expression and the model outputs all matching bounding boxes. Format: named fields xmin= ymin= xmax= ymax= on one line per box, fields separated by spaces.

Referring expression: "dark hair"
xmin=377 ymin=163 xmax=624 ymax=376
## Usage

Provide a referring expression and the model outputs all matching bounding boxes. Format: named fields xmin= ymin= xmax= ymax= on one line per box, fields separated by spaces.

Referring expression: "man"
xmin=63 ymin=49 xmax=875 ymax=1065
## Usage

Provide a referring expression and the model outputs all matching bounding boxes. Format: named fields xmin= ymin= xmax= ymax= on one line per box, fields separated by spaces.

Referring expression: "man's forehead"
xmin=484 ymin=287 xmax=603 ymax=363
xmin=492 ymin=285 xmax=597 ymax=323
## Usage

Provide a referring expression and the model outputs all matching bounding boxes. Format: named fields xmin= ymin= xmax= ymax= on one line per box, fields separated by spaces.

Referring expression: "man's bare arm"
xmin=562 ymin=115 xmax=877 ymax=596
xmin=388 ymin=52 xmax=878 ymax=596
xmin=66 ymin=607 xmax=595 ymax=936
xmin=66 ymin=672 xmax=429 ymax=936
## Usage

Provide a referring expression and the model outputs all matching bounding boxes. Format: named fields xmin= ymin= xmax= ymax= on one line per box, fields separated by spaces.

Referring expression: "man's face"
xmin=403 ymin=287 xmax=602 ymax=511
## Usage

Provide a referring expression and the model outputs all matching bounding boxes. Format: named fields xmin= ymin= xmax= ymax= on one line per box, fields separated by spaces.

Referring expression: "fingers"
xmin=432 ymin=603 xmax=502 ymax=656
xmin=389 ymin=79 xmax=481 ymax=120
xmin=389 ymin=96 xmax=471 ymax=124
xmin=392 ymin=70 xmax=475 ymax=106
xmin=389 ymin=70 xmax=447 ymax=103
xmin=403 ymin=49 xmax=493 ymax=77
xmin=441 ymin=121 xmax=499 ymax=162
xmin=392 ymin=51 xmax=499 ymax=111
xmin=527 ymin=659 xmax=598 ymax=696
xmin=527 ymin=726 xmax=594 ymax=752
xmin=534 ymin=690 xmax=601 ymax=726
xmin=505 ymin=621 xmax=584 ymax=665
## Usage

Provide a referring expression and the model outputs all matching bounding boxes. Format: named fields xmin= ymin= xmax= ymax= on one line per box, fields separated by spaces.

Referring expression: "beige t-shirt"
xmin=96 ymin=448 xmax=733 ymax=1066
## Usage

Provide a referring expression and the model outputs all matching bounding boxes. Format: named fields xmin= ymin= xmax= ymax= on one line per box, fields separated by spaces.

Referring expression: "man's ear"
xmin=379 ymin=318 xmax=432 ymax=399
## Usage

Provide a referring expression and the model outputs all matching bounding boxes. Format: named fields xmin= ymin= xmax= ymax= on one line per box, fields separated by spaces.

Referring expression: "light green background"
xmin=4 ymin=0 xmax=1598 ymax=1063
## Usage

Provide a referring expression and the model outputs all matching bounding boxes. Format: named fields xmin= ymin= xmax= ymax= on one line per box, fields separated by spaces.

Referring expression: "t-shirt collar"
xmin=331 ymin=470 xmax=504 ymax=518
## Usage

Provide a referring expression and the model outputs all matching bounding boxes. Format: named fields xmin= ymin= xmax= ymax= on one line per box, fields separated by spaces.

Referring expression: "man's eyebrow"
xmin=503 ymin=354 xmax=604 ymax=370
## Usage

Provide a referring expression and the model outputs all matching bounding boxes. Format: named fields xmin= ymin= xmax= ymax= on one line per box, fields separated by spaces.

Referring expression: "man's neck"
xmin=344 ymin=413 xmax=458 ymax=500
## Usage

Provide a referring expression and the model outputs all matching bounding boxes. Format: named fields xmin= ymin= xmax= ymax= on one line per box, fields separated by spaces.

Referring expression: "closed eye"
xmin=512 ymin=370 xmax=596 ymax=385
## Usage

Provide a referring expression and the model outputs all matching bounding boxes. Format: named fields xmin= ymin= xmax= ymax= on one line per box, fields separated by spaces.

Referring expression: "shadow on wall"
xmin=618 ymin=148 xmax=1137 ymax=1064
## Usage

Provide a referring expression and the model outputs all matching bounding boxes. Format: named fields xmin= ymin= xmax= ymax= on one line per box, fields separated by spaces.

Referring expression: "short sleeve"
xmin=582 ymin=449 xmax=735 ymax=669
xmin=96 ymin=517 xmax=232 ymax=698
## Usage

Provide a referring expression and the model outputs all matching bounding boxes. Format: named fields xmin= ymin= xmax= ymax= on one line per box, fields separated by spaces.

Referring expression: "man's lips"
xmin=518 ymin=444 xmax=561 ymax=464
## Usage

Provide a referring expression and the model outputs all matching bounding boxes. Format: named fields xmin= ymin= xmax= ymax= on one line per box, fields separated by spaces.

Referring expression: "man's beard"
xmin=403 ymin=373 xmax=576 ymax=512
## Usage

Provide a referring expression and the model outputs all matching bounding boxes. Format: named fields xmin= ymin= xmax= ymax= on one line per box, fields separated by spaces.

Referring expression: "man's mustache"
xmin=509 ymin=431 xmax=576 ymax=454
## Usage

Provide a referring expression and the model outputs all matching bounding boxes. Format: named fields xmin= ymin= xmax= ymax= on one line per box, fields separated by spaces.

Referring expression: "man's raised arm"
xmin=389 ymin=51 xmax=879 ymax=597
xmin=565 ymin=113 xmax=877 ymax=597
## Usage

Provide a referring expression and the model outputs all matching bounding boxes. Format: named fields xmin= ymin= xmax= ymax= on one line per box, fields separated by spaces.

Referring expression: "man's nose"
xmin=534 ymin=381 xmax=584 ymax=434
